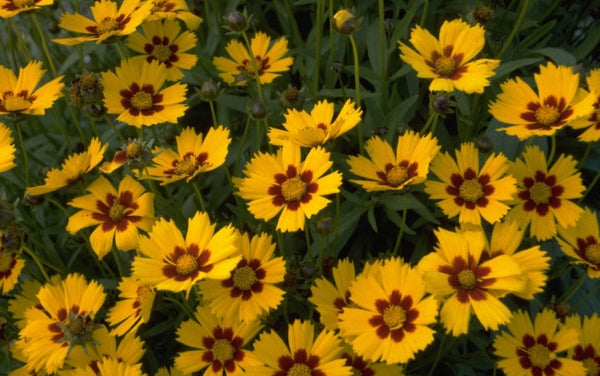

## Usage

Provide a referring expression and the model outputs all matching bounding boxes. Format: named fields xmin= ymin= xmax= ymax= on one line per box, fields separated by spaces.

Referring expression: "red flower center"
xmin=426 ymin=46 xmax=466 ymax=79
xmin=202 ymin=327 xmax=245 ymax=373
xmin=573 ymin=344 xmax=600 ymax=376
xmin=93 ymin=191 xmax=141 ymax=232
xmin=221 ymin=258 xmax=266 ymax=300
xmin=438 ymin=254 xmax=495 ymax=303
xmin=446 ymin=168 xmax=494 ymax=210
xmin=368 ymin=290 xmax=418 ymax=342
xmin=376 ymin=161 xmax=418 ymax=188
xmin=518 ymin=171 xmax=563 ymax=216
xmin=144 ymin=36 xmax=179 ymax=67
xmin=575 ymin=236 xmax=600 ymax=268
xmin=268 ymin=165 xmax=318 ymax=211
xmin=120 ymin=83 xmax=164 ymax=117
xmin=517 ymin=334 xmax=561 ymax=375
xmin=162 ymin=244 xmax=213 ymax=281
xmin=520 ymin=95 xmax=573 ymax=131
xmin=275 ymin=349 xmax=324 ymax=376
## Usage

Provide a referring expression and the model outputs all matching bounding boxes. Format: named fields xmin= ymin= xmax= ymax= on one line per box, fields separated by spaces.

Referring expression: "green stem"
xmin=348 ymin=34 xmax=363 ymax=152
xmin=31 ymin=13 xmax=58 ymax=77
xmin=241 ymin=31 xmax=266 ymax=104
xmin=420 ymin=113 xmax=439 ymax=135
xmin=15 ymin=122 xmax=29 ymax=186
xmin=305 ymin=227 xmax=312 ymax=259
xmin=392 ymin=194 xmax=407 ymax=255
xmin=21 ymin=245 xmax=51 ymax=282
xmin=378 ymin=0 xmax=388 ymax=112
xmin=111 ymin=247 xmax=125 ymax=277
xmin=559 ymin=271 xmax=586 ymax=303
xmin=577 ymin=142 xmax=592 ymax=170
xmin=420 ymin=0 xmax=429 ymax=27
xmin=314 ymin=0 xmax=325 ymax=94
xmin=235 ymin=116 xmax=251 ymax=175
xmin=192 ymin=182 xmax=206 ymax=212
xmin=208 ymin=100 xmax=218 ymax=127
xmin=569 ymin=281 xmax=600 ymax=313
xmin=497 ymin=0 xmax=530 ymax=59
xmin=427 ymin=331 xmax=445 ymax=376
xmin=547 ymin=134 xmax=557 ymax=165
xmin=578 ymin=167 xmax=600 ymax=204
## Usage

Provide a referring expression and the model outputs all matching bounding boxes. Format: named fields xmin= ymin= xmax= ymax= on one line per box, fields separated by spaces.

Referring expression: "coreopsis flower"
xmin=132 ymin=211 xmax=241 ymax=295
xmin=174 ymin=305 xmax=262 ymax=375
xmin=347 ymin=131 xmax=440 ymax=192
xmin=127 ymin=20 xmax=198 ymax=81
xmin=505 ymin=145 xmax=585 ymax=241
xmin=66 ymin=175 xmax=155 ymax=260
xmin=0 ymin=233 xmax=25 ymax=294
xmin=154 ymin=367 xmax=185 ymax=376
xmin=398 ymin=19 xmax=500 ymax=94
xmin=340 ymin=344 xmax=404 ymax=376
xmin=233 ymin=142 xmax=342 ymax=232
xmin=557 ymin=207 xmax=600 ymax=278
xmin=141 ymin=126 xmax=230 ymax=185
xmin=18 ymin=274 xmax=106 ymax=374
xmin=199 ymin=232 xmax=286 ymax=323
xmin=417 ymin=228 xmax=526 ymax=336
xmin=25 ymin=137 xmax=108 ymax=196
xmin=69 ymin=358 xmax=145 ymax=376
xmin=489 ymin=62 xmax=596 ymax=140
xmin=571 ymin=68 xmax=600 ymax=142
xmin=100 ymin=138 xmax=153 ymax=174
xmin=106 ymin=276 xmax=156 ymax=336
xmin=142 ymin=0 xmax=202 ymax=30
xmin=338 ymin=258 xmax=437 ymax=364
xmin=102 ymin=59 xmax=188 ymax=128
xmin=213 ymin=31 xmax=294 ymax=86
xmin=0 ymin=122 xmax=16 ymax=173
xmin=425 ymin=142 xmax=517 ymax=226
xmin=243 ymin=320 xmax=351 ymax=376
xmin=52 ymin=0 xmax=153 ymax=45
xmin=268 ymin=99 xmax=363 ymax=147
xmin=309 ymin=258 xmax=357 ymax=331
xmin=0 ymin=61 xmax=64 ymax=116
xmin=493 ymin=309 xmax=586 ymax=376
xmin=9 ymin=279 xmax=44 ymax=329
xmin=0 ymin=0 xmax=53 ymax=18
xmin=564 ymin=313 xmax=600 ymax=376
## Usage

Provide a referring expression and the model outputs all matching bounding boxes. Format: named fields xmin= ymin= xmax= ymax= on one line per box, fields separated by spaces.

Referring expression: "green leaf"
xmin=533 ymin=47 xmax=576 ymax=66
xmin=574 ymin=25 xmax=600 ymax=62
xmin=493 ymin=57 xmax=544 ymax=80
xmin=367 ymin=206 xmax=378 ymax=232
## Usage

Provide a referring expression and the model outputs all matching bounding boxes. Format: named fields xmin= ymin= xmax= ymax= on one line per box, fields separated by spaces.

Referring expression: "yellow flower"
xmin=0 ymin=122 xmax=16 ymax=173
xmin=142 ymin=0 xmax=202 ymax=30
xmin=0 ymin=0 xmax=53 ymax=18
xmin=564 ymin=313 xmax=600 ymax=376
xmin=489 ymin=62 xmax=596 ymax=140
xmin=505 ymin=145 xmax=585 ymax=241
xmin=399 ymin=19 xmax=499 ymax=93
xmin=493 ymin=309 xmax=586 ymax=376
xmin=234 ymin=142 xmax=342 ymax=232
xmin=102 ymin=59 xmax=188 ymax=128
xmin=106 ymin=276 xmax=156 ymax=336
xmin=340 ymin=344 xmax=404 ymax=376
xmin=132 ymin=211 xmax=240 ymax=295
xmin=268 ymin=99 xmax=363 ymax=147
xmin=213 ymin=31 xmax=294 ymax=86
xmin=571 ymin=68 xmax=600 ymax=142
xmin=66 ymin=175 xmax=154 ymax=259
xmin=26 ymin=137 xmax=108 ymax=196
xmin=425 ymin=142 xmax=517 ymax=225
xmin=199 ymin=232 xmax=286 ymax=324
xmin=557 ymin=207 xmax=600 ymax=278
xmin=0 ymin=61 xmax=64 ymax=116
xmin=347 ymin=131 xmax=440 ymax=192
xmin=69 ymin=358 xmax=145 ymax=376
xmin=127 ymin=20 xmax=198 ymax=81
xmin=52 ymin=0 xmax=153 ymax=45
xmin=333 ymin=8 xmax=357 ymax=35
xmin=0 ymin=233 xmax=25 ymax=294
xmin=141 ymin=126 xmax=230 ymax=184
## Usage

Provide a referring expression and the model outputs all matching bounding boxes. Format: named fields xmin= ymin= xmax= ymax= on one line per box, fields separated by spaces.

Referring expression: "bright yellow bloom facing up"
xmin=52 ymin=0 xmax=153 ymax=45
xmin=26 ymin=137 xmax=108 ymax=196
xmin=268 ymin=99 xmax=363 ymax=147
xmin=17 ymin=274 xmax=106 ymax=374
xmin=141 ymin=0 xmax=203 ymax=30
xmin=505 ymin=145 xmax=585 ymax=241
xmin=425 ymin=142 xmax=517 ymax=226
xmin=489 ymin=62 xmax=596 ymax=140
xmin=399 ymin=19 xmax=499 ymax=94
xmin=0 ymin=122 xmax=16 ymax=173
xmin=234 ymin=142 xmax=342 ymax=232
xmin=175 ymin=305 xmax=262 ymax=375
xmin=493 ymin=309 xmax=586 ymax=376
xmin=0 ymin=61 xmax=64 ymax=116
xmin=213 ymin=31 xmax=294 ymax=86
xmin=244 ymin=320 xmax=351 ymax=376
xmin=106 ymin=276 xmax=156 ymax=336
xmin=127 ymin=20 xmax=198 ymax=82
xmin=557 ymin=207 xmax=600 ymax=278
xmin=347 ymin=131 xmax=440 ymax=192
xmin=0 ymin=0 xmax=53 ymax=18
xmin=571 ymin=68 xmax=600 ymax=142
xmin=338 ymin=258 xmax=438 ymax=364
xmin=141 ymin=126 xmax=230 ymax=184
xmin=417 ymin=228 xmax=526 ymax=336
xmin=66 ymin=175 xmax=155 ymax=260
xmin=102 ymin=59 xmax=188 ymax=127
xmin=564 ymin=313 xmax=600 ymax=376
xmin=199 ymin=232 xmax=286 ymax=324
xmin=132 ymin=211 xmax=241 ymax=295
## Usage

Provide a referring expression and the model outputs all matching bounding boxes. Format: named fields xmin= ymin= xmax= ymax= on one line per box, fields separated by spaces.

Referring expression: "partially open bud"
xmin=279 ymin=86 xmax=305 ymax=110
xmin=429 ymin=92 xmax=455 ymax=117
xmin=473 ymin=5 xmax=493 ymax=25
xmin=70 ymin=71 xmax=103 ymax=108
xmin=333 ymin=9 xmax=357 ymax=35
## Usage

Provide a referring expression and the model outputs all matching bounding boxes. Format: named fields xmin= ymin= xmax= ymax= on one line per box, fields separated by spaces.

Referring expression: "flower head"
xmin=0 ymin=0 xmax=53 ymax=18
xmin=506 ymin=145 xmax=585 ymax=241
xmin=0 ymin=231 xmax=25 ymax=294
xmin=26 ymin=137 xmax=108 ymax=196
xmin=399 ymin=19 xmax=499 ymax=93
xmin=0 ymin=122 xmax=16 ymax=173
xmin=425 ymin=142 xmax=517 ymax=226
xmin=417 ymin=228 xmax=526 ymax=335
xmin=132 ymin=211 xmax=241 ymax=295
xmin=53 ymin=0 xmax=153 ymax=45
xmin=489 ymin=62 xmax=596 ymax=140
xmin=127 ymin=20 xmax=198 ymax=81
xmin=174 ymin=305 xmax=262 ymax=375
xmin=100 ymin=138 xmax=154 ymax=174
xmin=243 ymin=320 xmax=351 ymax=376
xmin=141 ymin=126 xmax=230 ymax=184
xmin=340 ymin=345 xmax=404 ymax=376
xmin=268 ymin=99 xmax=363 ymax=147
xmin=0 ymin=61 xmax=64 ymax=116
xmin=347 ymin=131 xmax=440 ymax=192
xmin=338 ymin=258 xmax=437 ymax=364
xmin=564 ymin=313 xmax=600 ymax=376
xmin=106 ymin=276 xmax=156 ymax=336
xmin=200 ymin=232 xmax=286 ymax=324
xmin=213 ymin=31 xmax=294 ymax=86
xmin=493 ymin=309 xmax=586 ymax=376
xmin=102 ymin=58 xmax=188 ymax=127
xmin=234 ymin=142 xmax=342 ymax=232
xmin=571 ymin=68 xmax=600 ymax=142
xmin=142 ymin=0 xmax=203 ymax=30
xmin=557 ymin=207 xmax=600 ymax=278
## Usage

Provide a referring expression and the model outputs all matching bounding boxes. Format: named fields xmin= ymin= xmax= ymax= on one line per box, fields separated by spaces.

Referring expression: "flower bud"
xmin=199 ymin=80 xmax=221 ymax=101
xmin=225 ymin=10 xmax=247 ymax=32
xmin=473 ymin=5 xmax=493 ymax=25
xmin=248 ymin=101 xmax=268 ymax=120
xmin=476 ymin=136 xmax=493 ymax=153
xmin=333 ymin=9 xmax=357 ymax=35
xmin=279 ymin=86 xmax=305 ymax=110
